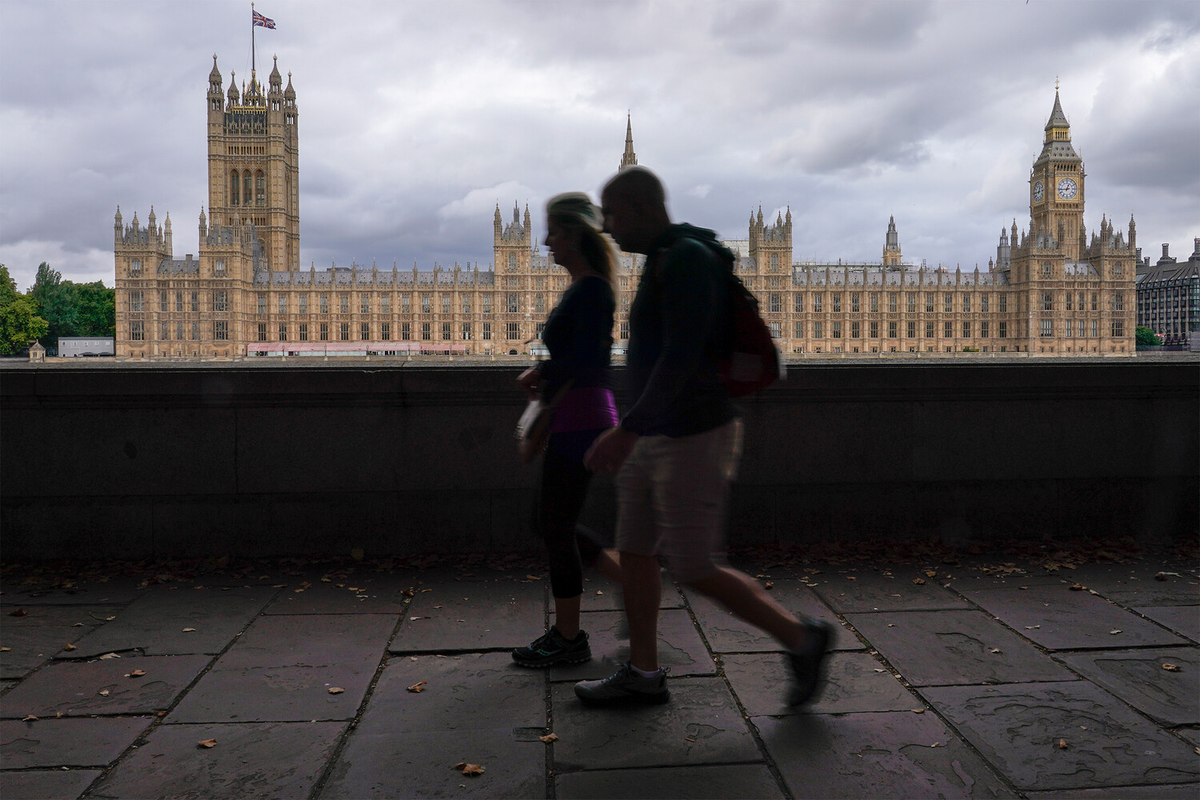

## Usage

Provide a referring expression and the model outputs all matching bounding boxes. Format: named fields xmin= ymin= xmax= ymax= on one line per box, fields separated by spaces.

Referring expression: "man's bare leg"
xmin=621 ymin=552 xmax=662 ymax=672
xmin=686 ymin=567 xmax=809 ymax=648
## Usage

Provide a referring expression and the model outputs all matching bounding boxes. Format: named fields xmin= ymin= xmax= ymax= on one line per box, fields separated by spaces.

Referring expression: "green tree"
xmin=28 ymin=262 xmax=78 ymax=350
xmin=75 ymin=281 xmax=116 ymax=337
xmin=0 ymin=264 xmax=49 ymax=355
xmin=1135 ymin=326 xmax=1161 ymax=347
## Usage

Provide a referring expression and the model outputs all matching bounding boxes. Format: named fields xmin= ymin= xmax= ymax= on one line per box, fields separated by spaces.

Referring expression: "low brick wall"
xmin=2 ymin=359 xmax=1196 ymax=559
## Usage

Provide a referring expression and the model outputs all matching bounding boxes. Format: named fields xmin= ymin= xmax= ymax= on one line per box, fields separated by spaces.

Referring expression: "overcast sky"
xmin=1 ymin=0 xmax=1197 ymax=291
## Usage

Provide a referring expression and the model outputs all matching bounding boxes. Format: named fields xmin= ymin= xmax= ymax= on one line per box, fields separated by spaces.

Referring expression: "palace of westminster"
xmin=113 ymin=57 xmax=1137 ymax=359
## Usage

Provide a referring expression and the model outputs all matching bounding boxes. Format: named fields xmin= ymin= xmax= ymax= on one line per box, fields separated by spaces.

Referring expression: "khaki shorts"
xmin=615 ymin=418 xmax=743 ymax=583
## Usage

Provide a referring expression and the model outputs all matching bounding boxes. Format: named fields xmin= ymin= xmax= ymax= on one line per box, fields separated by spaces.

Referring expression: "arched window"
xmin=243 ymin=171 xmax=253 ymax=208
xmin=256 ymin=170 xmax=266 ymax=206
xmin=230 ymin=171 xmax=240 ymax=206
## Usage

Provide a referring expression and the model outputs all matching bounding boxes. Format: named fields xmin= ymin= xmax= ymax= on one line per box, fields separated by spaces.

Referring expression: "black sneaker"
xmin=512 ymin=627 xmax=591 ymax=668
xmin=574 ymin=661 xmax=670 ymax=705
xmin=786 ymin=620 xmax=832 ymax=706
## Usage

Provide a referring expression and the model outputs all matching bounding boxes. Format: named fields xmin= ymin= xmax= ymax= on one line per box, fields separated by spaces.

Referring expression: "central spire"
xmin=619 ymin=112 xmax=638 ymax=171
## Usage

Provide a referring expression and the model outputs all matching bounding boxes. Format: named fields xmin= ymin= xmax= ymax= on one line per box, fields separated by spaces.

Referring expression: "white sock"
xmin=630 ymin=663 xmax=660 ymax=678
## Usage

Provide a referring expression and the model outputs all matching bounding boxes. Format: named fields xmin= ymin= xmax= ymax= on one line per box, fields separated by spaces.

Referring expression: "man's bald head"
xmin=600 ymin=166 xmax=671 ymax=255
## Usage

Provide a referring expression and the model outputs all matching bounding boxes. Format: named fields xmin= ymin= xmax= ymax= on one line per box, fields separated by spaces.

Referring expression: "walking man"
xmin=579 ymin=166 xmax=830 ymax=707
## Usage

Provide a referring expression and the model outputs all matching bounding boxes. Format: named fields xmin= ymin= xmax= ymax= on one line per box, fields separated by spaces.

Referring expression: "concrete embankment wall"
xmin=2 ymin=359 xmax=1196 ymax=560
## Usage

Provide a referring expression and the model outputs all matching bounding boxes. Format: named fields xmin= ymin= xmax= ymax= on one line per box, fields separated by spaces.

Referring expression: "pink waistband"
xmin=551 ymin=387 xmax=619 ymax=433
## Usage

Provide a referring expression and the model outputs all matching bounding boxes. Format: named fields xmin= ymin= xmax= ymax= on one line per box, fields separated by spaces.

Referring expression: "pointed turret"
xmin=163 ymin=212 xmax=172 ymax=254
xmin=269 ymin=55 xmax=282 ymax=90
xmin=1128 ymin=214 xmax=1136 ymax=250
xmin=1045 ymin=90 xmax=1069 ymax=133
xmin=227 ymin=71 xmax=240 ymax=105
xmin=494 ymin=203 xmax=502 ymax=238
xmin=284 ymin=72 xmax=296 ymax=102
xmin=619 ymin=112 xmax=638 ymax=171
xmin=199 ymin=206 xmax=208 ymax=240
xmin=523 ymin=203 xmax=531 ymax=238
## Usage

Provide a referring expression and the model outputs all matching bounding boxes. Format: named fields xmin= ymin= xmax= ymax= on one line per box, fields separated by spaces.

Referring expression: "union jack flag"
xmin=252 ymin=10 xmax=276 ymax=29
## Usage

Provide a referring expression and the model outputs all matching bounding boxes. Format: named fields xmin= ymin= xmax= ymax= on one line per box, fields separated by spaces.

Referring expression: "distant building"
xmin=1136 ymin=239 xmax=1200 ymax=349
xmin=58 ymin=337 xmax=115 ymax=357
xmin=114 ymin=60 xmax=1135 ymax=358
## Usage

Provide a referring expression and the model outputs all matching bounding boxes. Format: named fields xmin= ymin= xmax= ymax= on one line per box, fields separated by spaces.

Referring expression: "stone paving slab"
xmin=322 ymin=653 xmax=546 ymax=798
xmin=549 ymin=609 xmax=715 ymax=682
xmin=753 ymin=712 xmax=1018 ymax=799
xmin=1055 ymin=647 xmax=1200 ymax=726
xmin=61 ymin=587 xmax=278 ymax=658
xmin=0 ymin=769 xmax=102 ymax=800
xmin=1025 ymin=784 xmax=1200 ymax=799
xmin=721 ymin=652 xmax=917 ymax=716
xmin=168 ymin=613 xmax=394 ymax=723
xmin=261 ymin=576 xmax=412 ymax=615
xmin=322 ymin=729 xmax=546 ymax=799
xmin=0 ymin=655 xmax=211 ymax=718
xmin=920 ymin=681 xmax=1200 ymax=791
xmin=846 ymin=609 xmax=1077 ymax=686
xmin=1135 ymin=605 xmax=1200 ymax=643
xmin=0 ymin=716 xmax=151 ymax=768
xmin=1 ymin=605 xmax=123 ymax=626
xmin=556 ymin=764 xmax=785 ymax=799
xmin=1 ymin=626 xmax=94 ymax=679
xmin=549 ymin=677 xmax=760 ymax=772
xmin=964 ymin=585 xmax=1188 ymax=650
xmin=358 ymin=653 xmax=545 ymax=733
xmin=1066 ymin=565 xmax=1200 ymax=607
xmin=811 ymin=569 xmax=971 ymax=614
xmin=390 ymin=579 xmax=543 ymax=654
xmin=1178 ymin=728 xmax=1200 ymax=747
xmin=88 ymin=721 xmax=346 ymax=800
xmin=0 ymin=580 xmax=146 ymax=607
xmin=575 ymin=575 xmax=686 ymax=611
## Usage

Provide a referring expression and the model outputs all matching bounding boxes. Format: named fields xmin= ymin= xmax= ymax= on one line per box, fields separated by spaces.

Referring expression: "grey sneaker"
xmin=787 ymin=619 xmax=832 ymax=706
xmin=574 ymin=661 xmax=670 ymax=706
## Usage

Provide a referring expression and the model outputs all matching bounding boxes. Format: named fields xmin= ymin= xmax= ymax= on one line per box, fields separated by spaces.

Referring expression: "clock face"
xmin=1057 ymin=178 xmax=1078 ymax=200
xmin=1033 ymin=181 xmax=1044 ymax=202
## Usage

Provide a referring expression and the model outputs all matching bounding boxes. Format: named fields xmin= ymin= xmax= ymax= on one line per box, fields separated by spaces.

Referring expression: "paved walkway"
xmin=1 ymin=555 xmax=1197 ymax=799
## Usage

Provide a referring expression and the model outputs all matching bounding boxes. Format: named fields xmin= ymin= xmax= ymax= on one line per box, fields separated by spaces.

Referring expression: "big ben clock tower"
xmin=1029 ymin=88 xmax=1084 ymax=261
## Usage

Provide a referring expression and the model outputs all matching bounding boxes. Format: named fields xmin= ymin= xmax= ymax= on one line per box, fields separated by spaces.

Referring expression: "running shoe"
xmin=786 ymin=619 xmax=832 ymax=706
xmin=511 ymin=627 xmax=591 ymax=668
xmin=574 ymin=661 xmax=670 ymax=705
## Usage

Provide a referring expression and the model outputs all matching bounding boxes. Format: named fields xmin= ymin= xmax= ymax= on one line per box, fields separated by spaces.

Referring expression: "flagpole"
xmin=251 ymin=2 xmax=256 ymax=77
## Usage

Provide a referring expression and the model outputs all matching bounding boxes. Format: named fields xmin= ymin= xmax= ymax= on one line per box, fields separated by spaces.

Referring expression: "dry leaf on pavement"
xmin=8 ymin=609 xmax=27 ymax=617
xmin=198 ymin=739 xmax=217 ymax=748
xmin=129 ymin=670 xmax=146 ymax=678
xmin=407 ymin=681 xmax=427 ymax=693
xmin=63 ymin=643 xmax=77 ymax=651
xmin=99 ymin=690 xmax=110 ymax=697
xmin=1069 ymin=584 xmax=1084 ymax=591
xmin=182 ymin=628 xmax=196 ymax=632
xmin=912 ymin=578 xmax=926 ymax=585
xmin=454 ymin=762 xmax=485 ymax=776
xmin=1057 ymin=739 xmax=1068 ymax=749
xmin=328 ymin=687 xmax=345 ymax=694
xmin=23 ymin=715 xmax=38 ymax=721
xmin=539 ymin=733 xmax=558 ymax=743
xmin=1162 ymin=663 xmax=1181 ymax=672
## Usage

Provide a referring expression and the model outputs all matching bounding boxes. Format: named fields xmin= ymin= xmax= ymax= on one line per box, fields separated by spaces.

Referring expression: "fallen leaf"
xmin=129 ymin=669 xmax=146 ymax=678
xmin=407 ymin=681 xmax=428 ymax=693
xmin=991 ymin=648 xmax=1002 ymax=654
xmin=596 ymin=590 xmax=604 ymax=595
xmin=0 ymin=647 xmax=10 ymax=652
xmin=685 ymin=736 xmax=697 ymax=742
xmin=764 ymin=581 xmax=774 ymax=590
xmin=874 ymin=668 xmax=886 ymax=673
xmin=182 ymin=628 xmax=196 ymax=632
xmin=1024 ymin=625 xmax=1041 ymax=630
xmin=98 ymin=653 xmax=120 ymax=660
xmin=930 ymin=742 xmax=941 ymax=748
xmin=453 ymin=762 xmax=485 ymax=776
xmin=1057 ymin=739 xmax=1068 ymax=750
xmin=99 ymin=690 xmax=110 ymax=697
xmin=9 ymin=608 xmax=27 ymax=617
xmin=1154 ymin=572 xmax=1168 ymax=581
xmin=1162 ymin=663 xmax=1181 ymax=672
xmin=924 ymin=570 xmax=937 ymax=578
xmin=198 ymin=738 xmax=217 ymax=748
xmin=23 ymin=715 xmax=38 ymax=721
xmin=73 ymin=622 xmax=84 ymax=627
xmin=328 ymin=687 xmax=345 ymax=694
xmin=912 ymin=578 xmax=926 ymax=585
xmin=63 ymin=643 xmax=77 ymax=651
xmin=912 ymin=708 xmax=925 ymax=714
xmin=1069 ymin=584 xmax=1084 ymax=591
xmin=1109 ymin=629 xmax=1122 ymax=635
xmin=539 ymin=733 xmax=558 ymax=743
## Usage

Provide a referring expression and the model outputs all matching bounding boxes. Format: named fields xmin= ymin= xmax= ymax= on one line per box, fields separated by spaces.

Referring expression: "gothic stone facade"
xmin=114 ymin=64 xmax=1134 ymax=359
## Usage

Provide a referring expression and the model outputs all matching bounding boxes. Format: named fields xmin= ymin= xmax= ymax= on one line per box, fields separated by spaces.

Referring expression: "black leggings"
xmin=540 ymin=431 xmax=606 ymax=599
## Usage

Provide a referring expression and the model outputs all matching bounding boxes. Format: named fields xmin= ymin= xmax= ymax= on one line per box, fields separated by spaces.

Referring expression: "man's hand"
xmin=516 ymin=367 xmax=540 ymax=400
xmin=585 ymin=427 xmax=639 ymax=473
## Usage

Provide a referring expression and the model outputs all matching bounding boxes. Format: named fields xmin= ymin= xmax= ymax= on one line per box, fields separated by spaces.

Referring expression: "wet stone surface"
xmin=721 ymin=651 xmax=917 ymax=716
xmin=1055 ymin=647 xmax=1200 ymax=726
xmin=754 ymin=711 xmax=1017 ymax=799
xmin=1135 ymin=605 xmax=1200 ymax=643
xmin=811 ymin=569 xmax=972 ymax=614
xmin=88 ymin=721 xmax=346 ymax=800
xmin=920 ymin=681 xmax=1200 ymax=790
xmin=0 ymin=716 xmax=151 ymax=768
xmin=963 ymin=585 xmax=1188 ymax=650
xmin=389 ymin=578 xmax=543 ymax=654
xmin=0 ymin=655 xmax=211 ymax=718
xmin=0 ymin=769 xmax=103 ymax=800
xmin=556 ymin=764 xmax=785 ymax=800
xmin=1 ymin=626 xmax=96 ymax=680
xmin=60 ymin=587 xmax=278 ymax=659
xmin=846 ymin=609 xmax=1076 ymax=686
xmin=550 ymin=677 xmax=759 ymax=771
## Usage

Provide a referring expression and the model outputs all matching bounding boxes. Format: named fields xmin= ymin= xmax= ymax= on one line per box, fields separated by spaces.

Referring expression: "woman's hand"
xmin=517 ymin=367 xmax=541 ymax=400
xmin=584 ymin=427 xmax=638 ymax=473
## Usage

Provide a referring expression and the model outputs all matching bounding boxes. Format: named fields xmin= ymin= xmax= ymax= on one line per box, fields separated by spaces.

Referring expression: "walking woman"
xmin=512 ymin=193 xmax=623 ymax=668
